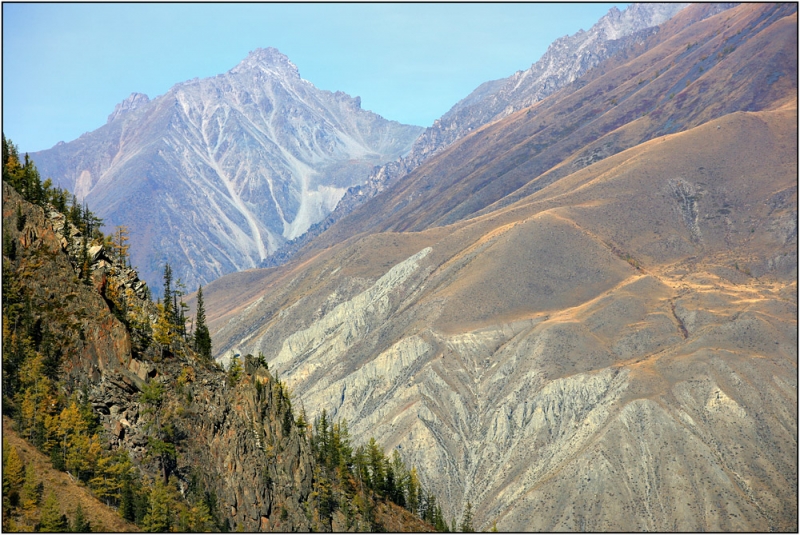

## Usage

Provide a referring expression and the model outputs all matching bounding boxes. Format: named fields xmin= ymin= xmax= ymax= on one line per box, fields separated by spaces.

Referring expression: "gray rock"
xmin=31 ymin=48 xmax=424 ymax=293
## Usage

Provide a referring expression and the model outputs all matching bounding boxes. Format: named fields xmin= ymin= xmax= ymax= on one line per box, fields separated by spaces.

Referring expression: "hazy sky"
xmin=3 ymin=2 xmax=623 ymax=153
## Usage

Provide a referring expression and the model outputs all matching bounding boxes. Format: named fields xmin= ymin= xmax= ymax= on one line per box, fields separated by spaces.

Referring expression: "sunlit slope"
xmin=203 ymin=100 xmax=797 ymax=530
xmin=304 ymin=3 xmax=795 ymax=252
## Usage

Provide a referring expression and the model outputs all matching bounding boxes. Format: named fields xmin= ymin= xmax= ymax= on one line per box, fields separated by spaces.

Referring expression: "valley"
xmin=4 ymin=2 xmax=797 ymax=532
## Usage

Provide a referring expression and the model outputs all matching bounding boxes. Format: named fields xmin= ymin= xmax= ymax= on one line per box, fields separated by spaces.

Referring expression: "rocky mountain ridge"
xmin=262 ymin=2 xmax=699 ymax=267
xmin=2 ymin=172 xmax=437 ymax=532
xmin=275 ymin=2 xmax=794 ymax=255
xmin=30 ymin=48 xmax=423 ymax=293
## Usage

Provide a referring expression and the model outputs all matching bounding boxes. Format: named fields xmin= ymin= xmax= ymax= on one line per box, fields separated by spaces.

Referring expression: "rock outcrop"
xmin=3 ymin=180 xmax=432 ymax=532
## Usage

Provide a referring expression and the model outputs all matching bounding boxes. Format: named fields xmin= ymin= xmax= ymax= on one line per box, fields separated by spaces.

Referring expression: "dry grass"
xmin=2 ymin=416 xmax=138 ymax=532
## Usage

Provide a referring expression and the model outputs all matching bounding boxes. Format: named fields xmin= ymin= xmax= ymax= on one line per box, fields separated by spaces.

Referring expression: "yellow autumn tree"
xmin=16 ymin=354 xmax=58 ymax=445
xmin=20 ymin=464 xmax=39 ymax=511
xmin=113 ymin=225 xmax=130 ymax=267
xmin=153 ymin=302 xmax=175 ymax=360
xmin=3 ymin=445 xmax=25 ymax=493
xmin=90 ymin=450 xmax=133 ymax=506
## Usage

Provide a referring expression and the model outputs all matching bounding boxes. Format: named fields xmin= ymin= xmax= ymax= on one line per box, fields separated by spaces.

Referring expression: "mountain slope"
xmin=263 ymin=3 xmax=696 ymax=267
xmin=303 ymin=2 xmax=796 ymax=247
xmin=204 ymin=100 xmax=797 ymax=532
xmin=1 ymin=173 xmax=439 ymax=532
xmin=198 ymin=3 xmax=797 ymax=530
xmin=30 ymin=48 xmax=423 ymax=292
xmin=3 ymin=417 xmax=138 ymax=532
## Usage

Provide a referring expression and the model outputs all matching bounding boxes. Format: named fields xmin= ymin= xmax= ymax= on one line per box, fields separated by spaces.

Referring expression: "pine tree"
xmin=226 ymin=355 xmax=243 ymax=387
xmin=193 ymin=286 xmax=212 ymax=360
xmin=113 ymin=225 xmax=130 ymax=268
xmin=152 ymin=303 xmax=174 ymax=359
xmin=367 ymin=438 xmax=385 ymax=495
xmin=162 ymin=263 xmax=174 ymax=325
xmin=141 ymin=478 xmax=173 ymax=532
xmin=406 ymin=466 xmax=420 ymax=515
xmin=70 ymin=502 xmax=91 ymax=532
xmin=3 ymin=445 xmax=25 ymax=493
xmin=20 ymin=463 xmax=40 ymax=511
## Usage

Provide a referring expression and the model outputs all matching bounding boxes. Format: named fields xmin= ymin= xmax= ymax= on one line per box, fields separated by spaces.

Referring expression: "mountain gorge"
xmin=30 ymin=48 xmax=423 ymax=293
xmin=199 ymin=3 xmax=797 ymax=531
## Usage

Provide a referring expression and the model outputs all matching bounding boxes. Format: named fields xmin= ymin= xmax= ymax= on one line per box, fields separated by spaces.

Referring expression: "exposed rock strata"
xmin=205 ymin=100 xmax=797 ymax=531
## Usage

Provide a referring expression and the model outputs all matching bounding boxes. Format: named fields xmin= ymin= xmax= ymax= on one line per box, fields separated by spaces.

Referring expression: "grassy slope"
xmin=3 ymin=416 xmax=138 ymax=532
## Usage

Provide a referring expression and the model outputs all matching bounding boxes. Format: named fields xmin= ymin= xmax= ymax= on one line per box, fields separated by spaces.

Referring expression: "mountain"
xmin=2 ymin=162 xmax=439 ymax=532
xmin=198 ymin=3 xmax=797 ymax=531
xmin=29 ymin=48 xmax=423 ymax=293
xmin=262 ymin=2 xmax=698 ymax=267
xmin=282 ymin=2 xmax=794 ymax=253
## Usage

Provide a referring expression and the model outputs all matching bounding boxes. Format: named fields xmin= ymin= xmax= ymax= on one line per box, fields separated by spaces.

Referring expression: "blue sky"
xmin=3 ymin=3 xmax=623 ymax=153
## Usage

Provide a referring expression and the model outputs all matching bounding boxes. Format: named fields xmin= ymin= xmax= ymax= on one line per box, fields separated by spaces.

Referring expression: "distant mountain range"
xmin=199 ymin=3 xmax=797 ymax=531
xmin=31 ymin=48 xmax=422 ymax=293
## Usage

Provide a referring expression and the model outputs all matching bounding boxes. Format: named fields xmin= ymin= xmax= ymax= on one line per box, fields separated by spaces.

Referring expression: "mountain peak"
xmin=230 ymin=47 xmax=300 ymax=78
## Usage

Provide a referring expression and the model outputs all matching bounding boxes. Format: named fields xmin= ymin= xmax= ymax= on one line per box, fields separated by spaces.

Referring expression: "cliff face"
xmin=30 ymin=47 xmax=423 ymax=293
xmin=2 ymin=181 xmax=307 ymax=529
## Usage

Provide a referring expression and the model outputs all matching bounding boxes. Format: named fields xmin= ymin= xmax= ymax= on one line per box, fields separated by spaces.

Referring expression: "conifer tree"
xmin=20 ymin=464 xmax=40 ymax=511
xmin=226 ymin=355 xmax=243 ymax=387
xmin=38 ymin=491 xmax=68 ymax=532
xmin=459 ymin=501 xmax=474 ymax=532
xmin=162 ymin=263 xmax=174 ymax=325
xmin=141 ymin=478 xmax=173 ymax=532
xmin=113 ymin=225 xmax=130 ymax=268
xmin=3 ymin=445 xmax=25 ymax=494
xmin=70 ymin=502 xmax=91 ymax=532
xmin=193 ymin=286 xmax=212 ymax=360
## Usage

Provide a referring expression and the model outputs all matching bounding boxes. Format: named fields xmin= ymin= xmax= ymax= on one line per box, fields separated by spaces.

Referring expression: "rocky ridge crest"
xmin=30 ymin=48 xmax=423 ymax=293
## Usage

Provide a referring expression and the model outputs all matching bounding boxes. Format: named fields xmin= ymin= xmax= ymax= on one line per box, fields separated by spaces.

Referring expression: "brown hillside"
xmin=202 ymin=97 xmax=797 ymax=530
xmin=196 ymin=3 xmax=797 ymax=531
xmin=300 ymin=3 xmax=795 ymax=250
xmin=3 ymin=417 xmax=138 ymax=532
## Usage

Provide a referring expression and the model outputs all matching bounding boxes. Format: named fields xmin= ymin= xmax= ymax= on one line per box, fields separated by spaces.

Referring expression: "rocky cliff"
xmin=2 ymin=177 xmax=433 ymax=532
xmin=30 ymin=48 xmax=423 ymax=293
